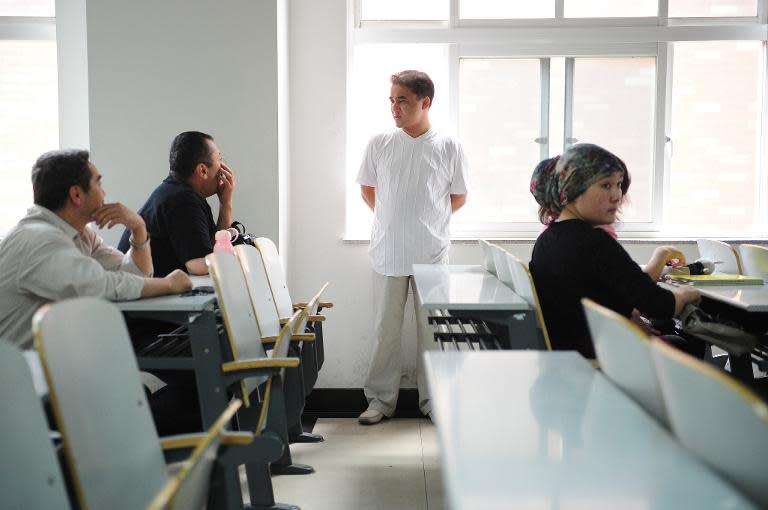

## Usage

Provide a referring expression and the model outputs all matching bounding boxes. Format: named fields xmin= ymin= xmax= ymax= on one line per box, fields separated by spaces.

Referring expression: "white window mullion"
xmin=658 ymin=0 xmax=669 ymax=24
xmin=448 ymin=43 xmax=459 ymax=136
xmin=538 ymin=58 xmax=550 ymax=161
xmin=563 ymin=57 xmax=575 ymax=152
xmin=555 ymin=0 xmax=564 ymax=19
xmin=449 ymin=0 xmax=459 ymax=27
xmin=655 ymin=42 xmax=672 ymax=233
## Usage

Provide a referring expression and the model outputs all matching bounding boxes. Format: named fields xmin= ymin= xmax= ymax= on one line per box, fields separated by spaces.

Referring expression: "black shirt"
xmin=118 ymin=176 xmax=215 ymax=277
xmin=529 ymin=219 xmax=675 ymax=358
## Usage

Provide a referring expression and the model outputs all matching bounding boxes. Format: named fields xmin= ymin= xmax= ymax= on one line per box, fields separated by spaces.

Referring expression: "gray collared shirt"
xmin=0 ymin=205 xmax=147 ymax=349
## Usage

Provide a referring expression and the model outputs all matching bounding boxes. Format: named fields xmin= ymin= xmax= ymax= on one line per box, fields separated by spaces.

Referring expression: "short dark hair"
xmin=31 ymin=149 xmax=92 ymax=211
xmin=169 ymin=131 xmax=215 ymax=180
xmin=391 ymin=70 xmax=435 ymax=103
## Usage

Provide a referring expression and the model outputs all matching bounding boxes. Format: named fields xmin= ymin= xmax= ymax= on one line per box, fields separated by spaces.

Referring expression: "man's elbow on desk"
xmin=185 ymin=257 xmax=209 ymax=276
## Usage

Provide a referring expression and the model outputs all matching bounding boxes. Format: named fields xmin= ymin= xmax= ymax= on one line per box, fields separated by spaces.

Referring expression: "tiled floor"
xmin=259 ymin=418 xmax=445 ymax=510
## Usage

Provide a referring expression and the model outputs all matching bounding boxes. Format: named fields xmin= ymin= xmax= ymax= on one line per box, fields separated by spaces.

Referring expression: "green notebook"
xmin=665 ymin=274 xmax=764 ymax=286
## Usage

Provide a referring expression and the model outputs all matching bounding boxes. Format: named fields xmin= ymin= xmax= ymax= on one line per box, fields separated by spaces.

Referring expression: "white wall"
xmin=83 ymin=0 xmax=281 ymax=247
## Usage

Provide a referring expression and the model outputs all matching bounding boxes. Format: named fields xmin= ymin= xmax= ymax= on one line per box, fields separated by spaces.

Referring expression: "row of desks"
xmin=416 ymin=264 xmax=766 ymax=509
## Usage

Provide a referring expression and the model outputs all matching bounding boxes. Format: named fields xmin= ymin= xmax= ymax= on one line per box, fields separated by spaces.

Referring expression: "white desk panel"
xmin=425 ymin=351 xmax=756 ymax=510
xmin=115 ymin=293 xmax=216 ymax=312
xmin=660 ymin=282 xmax=768 ymax=312
xmin=413 ymin=264 xmax=529 ymax=311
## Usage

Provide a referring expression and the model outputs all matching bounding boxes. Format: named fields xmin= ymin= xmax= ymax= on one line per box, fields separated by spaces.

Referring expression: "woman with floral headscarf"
xmin=529 ymin=143 xmax=701 ymax=359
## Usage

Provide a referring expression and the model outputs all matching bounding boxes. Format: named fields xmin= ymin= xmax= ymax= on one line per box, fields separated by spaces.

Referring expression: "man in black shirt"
xmin=119 ymin=131 xmax=235 ymax=276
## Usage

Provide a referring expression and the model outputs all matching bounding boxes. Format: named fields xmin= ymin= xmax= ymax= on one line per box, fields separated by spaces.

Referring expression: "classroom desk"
xmin=115 ymin=292 xmax=231 ymax=428
xmin=660 ymin=281 xmax=768 ymax=383
xmin=424 ymin=350 xmax=757 ymax=510
xmin=693 ymin=285 xmax=768 ymax=313
xmin=412 ymin=264 xmax=542 ymax=349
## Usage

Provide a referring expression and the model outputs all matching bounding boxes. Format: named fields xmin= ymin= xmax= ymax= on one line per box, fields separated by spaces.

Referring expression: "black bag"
xmin=230 ymin=221 xmax=256 ymax=247
xmin=678 ymin=304 xmax=757 ymax=356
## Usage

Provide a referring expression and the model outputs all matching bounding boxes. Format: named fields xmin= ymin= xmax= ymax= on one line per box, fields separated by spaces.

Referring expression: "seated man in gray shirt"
xmin=0 ymin=149 xmax=192 ymax=349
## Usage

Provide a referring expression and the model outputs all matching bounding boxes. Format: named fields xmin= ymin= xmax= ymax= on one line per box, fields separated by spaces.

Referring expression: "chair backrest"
xmin=253 ymin=237 xmax=294 ymax=318
xmin=651 ymin=339 xmax=768 ymax=508
xmin=696 ymin=239 xmax=742 ymax=275
xmin=492 ymin=245 xmax=515 ymax=289
xmin=33 ymin=298 xmax=169 ymax=510
xmin=737 ymin=244 xmax=768 ymax=280
xmin=582 ymin=299 xmax=669 ymax=427
xmin=503 ymin=253 xmax=552 ymax=351
xmin=147 ymin=399 xmax=242 ymax=510
xmin=0 ymin=341 xmax=71 ymax=509
xmin=207 ymin=252 xmax=269 ymax=403
xmin=478 ymin=239 xmax=496 ymax=275
xmin=234 ymin=244 xmax=282 ymax=338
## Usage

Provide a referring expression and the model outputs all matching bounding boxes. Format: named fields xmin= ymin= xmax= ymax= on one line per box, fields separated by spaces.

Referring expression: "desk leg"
xmin=187 ymin=311 xmax=231 ymax=428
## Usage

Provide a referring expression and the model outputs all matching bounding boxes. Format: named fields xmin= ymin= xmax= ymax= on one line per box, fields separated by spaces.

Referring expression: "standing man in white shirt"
xmin=356 ymin=70 xmax=469 ymax=425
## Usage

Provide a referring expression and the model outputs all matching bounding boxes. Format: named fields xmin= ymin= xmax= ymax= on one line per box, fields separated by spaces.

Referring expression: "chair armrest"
xmin=308 ymin=315 xmax=326 ymax=322
xmin=160 ymin=433 xmax=206 ymax=450
xmin=222 ymin=357 xmax=300 ymax=373
xmin=292 ymin=333 xmax=315 ymax=342
xmin=294 ymin=301 xmax=334 ymax=309
xmin=261 ymin=336 xmax=278 ymax=344
xmin=220 ymin=431 xmax=254 ymax=445
xmin=279 ymin=317 xmax=290 ymax=325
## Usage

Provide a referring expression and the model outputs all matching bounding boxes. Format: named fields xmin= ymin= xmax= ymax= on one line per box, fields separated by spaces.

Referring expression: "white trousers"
xmin=363 ymin=272 xmax=435 ymax=416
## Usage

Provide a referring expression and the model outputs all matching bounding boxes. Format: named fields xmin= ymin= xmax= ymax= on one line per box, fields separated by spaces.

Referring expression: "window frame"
xmin=348 ymin=0 xmax=768 ymax=240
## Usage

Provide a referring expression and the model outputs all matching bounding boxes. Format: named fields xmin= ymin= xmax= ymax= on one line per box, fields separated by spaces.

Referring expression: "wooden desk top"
xmin=424 ymin=350 xmax=756 ymax=510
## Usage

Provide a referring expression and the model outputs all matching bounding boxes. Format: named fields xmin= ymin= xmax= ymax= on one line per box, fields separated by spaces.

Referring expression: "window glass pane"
xmin=458 ymin=58 xmax=542 ymax=224
xmin=0 ymin=40 xmax=59 ymax=233
xmin=346 ymin=44 xmax=449 ymax=237
xmin=361 ymin=0 xmax=448 ymax=21
xmin=0 ymin=0 xmax=54 ymax=16
xmin=460 ymin=0 xmax=554 ymax=19
xmin=668 ymin=0 xmax=756 ymax=17
xmin=572 ymin=57 xmax=656 ymax=223
xmin=667 ymin=41 xmax=761 ymax=235
xmin=565 ymin=0 xmax=657 ymax=17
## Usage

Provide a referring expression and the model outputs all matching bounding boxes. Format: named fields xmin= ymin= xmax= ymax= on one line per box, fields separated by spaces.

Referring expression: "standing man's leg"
xmin=412 ymin=277 xmax=436 ymax=417
xmin=360 ymin=272 xmax=410 ymax=424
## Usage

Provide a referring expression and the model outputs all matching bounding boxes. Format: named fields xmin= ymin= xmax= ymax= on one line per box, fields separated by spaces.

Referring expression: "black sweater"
xmin=529 ymin=219 xmax=675 ymax=358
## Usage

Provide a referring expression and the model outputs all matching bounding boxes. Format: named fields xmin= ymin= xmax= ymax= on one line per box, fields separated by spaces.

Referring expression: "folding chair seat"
xmin=0 ymin=340 xmax=71 ymax=509
xmin=503 ymin=252 xmax=553 ymax=352
xmin=32 ymin=298 xmax=249 ymax=510
xmin=478 ymin=239 xmax=496 ymax=275
xmin=208 ymin=251 xmax=318 ymax=483
xmin=235 ymin=244 xmax=327 ymax=444
xmin=582 ymin=298 xmax=668 ymax=427
xmin=651 ymin=339 xmax=768 ymax=508
xmin=696 ymin=239 xmax=742 ymax=275
xmin=738 ymin=244 xmax=768 ymax=280
xmin=253 ymin=237 xmax=331 ymax=384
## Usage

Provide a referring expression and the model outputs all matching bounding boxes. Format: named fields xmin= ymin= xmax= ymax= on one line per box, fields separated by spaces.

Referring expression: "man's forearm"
xmin=450 ymin=193 xmax=467 ymax=213
xmin=127 ymin=225 xmax=153 ymax=276
xmin=216 ymin=202 xmax=233 ymax=231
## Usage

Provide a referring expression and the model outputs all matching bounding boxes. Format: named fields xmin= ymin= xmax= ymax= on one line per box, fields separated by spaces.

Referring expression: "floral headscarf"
xmin=530 ymin=143 xmax=630 ymax=224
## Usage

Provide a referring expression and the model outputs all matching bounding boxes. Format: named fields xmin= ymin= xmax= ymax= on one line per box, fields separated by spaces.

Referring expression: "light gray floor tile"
xmin=260 ymin=417 xmax=444 ymax=510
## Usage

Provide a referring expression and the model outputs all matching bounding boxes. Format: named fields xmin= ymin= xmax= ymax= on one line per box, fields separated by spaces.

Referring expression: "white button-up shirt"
xmin=357 ymin=129 xmax=469 ymax=276
xmin=0 ymin=205 xmax=146 ymax=349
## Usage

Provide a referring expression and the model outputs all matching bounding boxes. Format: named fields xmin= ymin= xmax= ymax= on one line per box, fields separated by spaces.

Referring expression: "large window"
xmin=0 ymin=1 xmax=58 ymax=235
xmin=347 ymin=0 xmax=768 ymax=239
